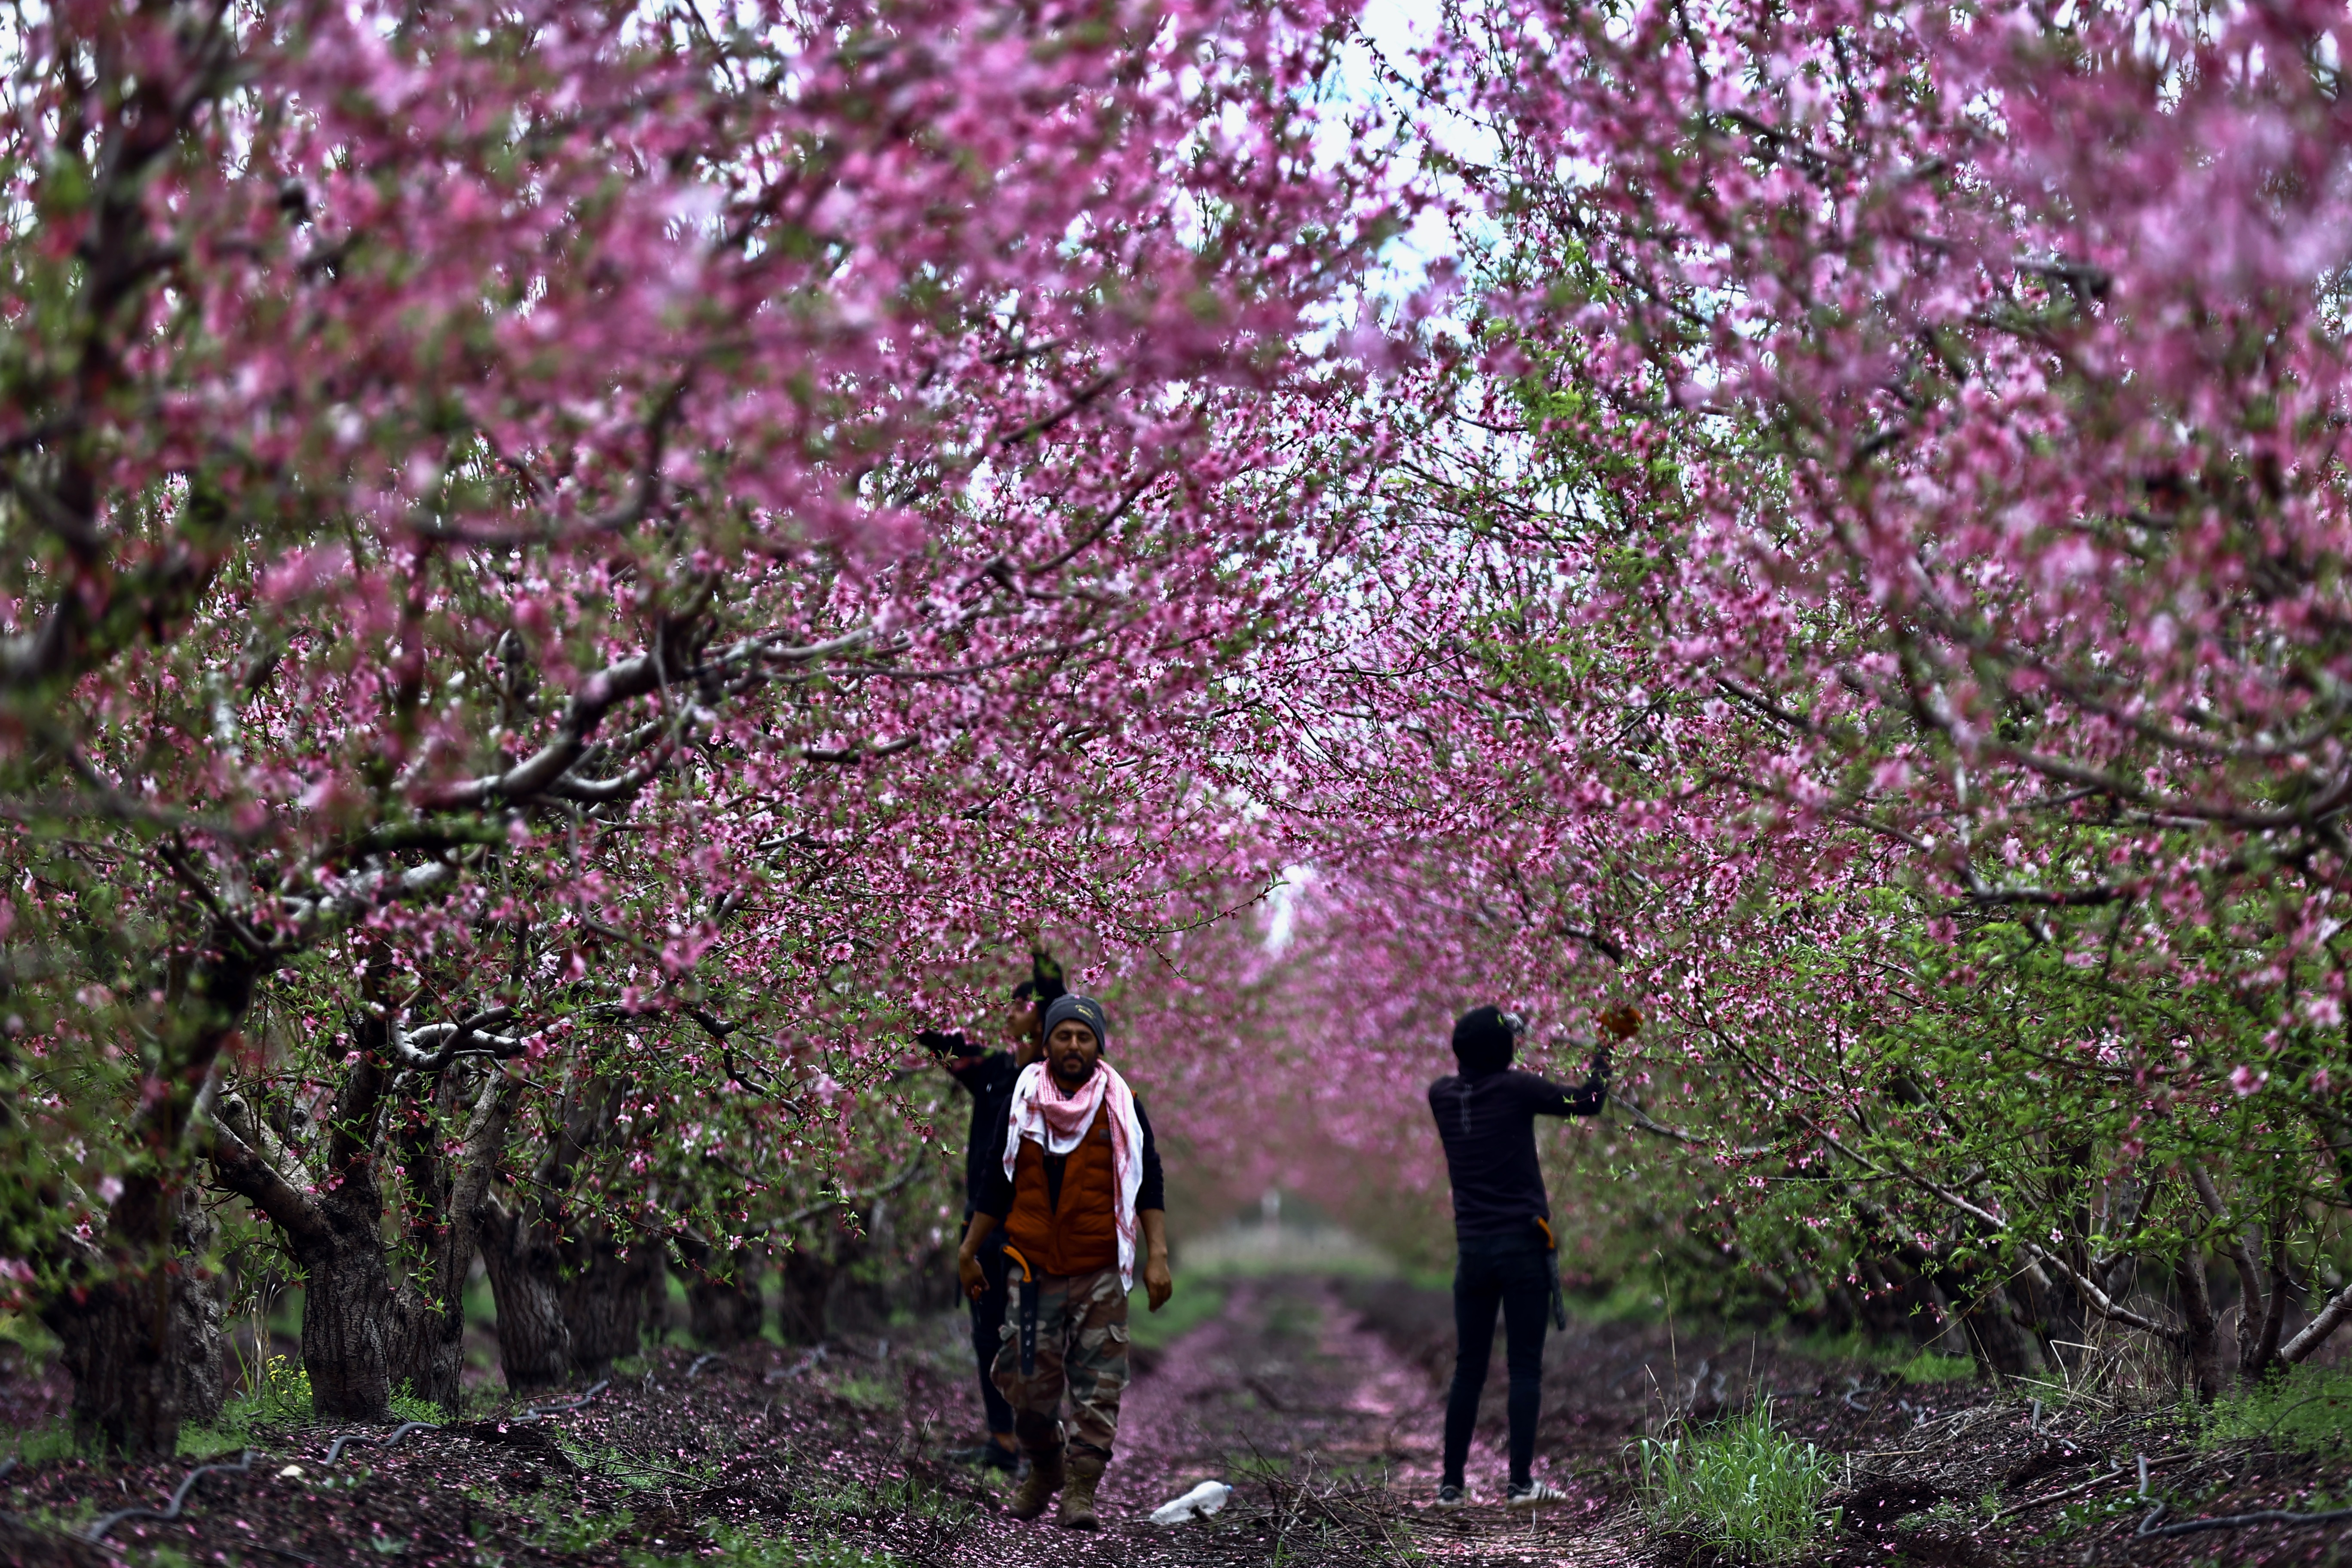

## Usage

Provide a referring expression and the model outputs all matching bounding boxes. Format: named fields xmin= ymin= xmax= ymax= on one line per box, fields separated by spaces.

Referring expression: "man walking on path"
xmin=925 ymin=960 xmax=1064 ymax=1470
xmin=956 ymin=993 xmax=1173 ymax=1529
xmin=1428 ymin=1004 xmax=1619 ymax=1510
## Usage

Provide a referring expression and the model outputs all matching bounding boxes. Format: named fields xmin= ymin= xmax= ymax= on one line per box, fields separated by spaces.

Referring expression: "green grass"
xmin=1578 ymin=1276 xmax=1672 ymax=1324
xmin=1636 ymin=1400 xmax=1842 ymax=1564
xmin=9 ymin=1421 xmax=96 ymax=1464
xmin=2203 ymin=1366 xmax=2352 ymax=1458
xmin=0 ymin=1308 xmax=60 ymax=1366
xmin=553 ymin=1429 xmax=721 ymax=1490
xmin=388 ymin=1381 xmax=448 ymax=1424
xmin=1130 ymin=1278 xmax=1230 ymax=1351
xmin=688 ymin=1523 xmax=908 ymax=1567
xmin=532 ymin=1503 xmax=638 ymax=1553
xmin=784 ymin=1464 xmax=985 ymax=1539
xmin=831 ymin=1372 xmax=899 ymax=1410
xmin=178 ymin=1353 xmax=315 ymax=1455
xmin=1894 ymin=1350 xmax=1978 ymax=1385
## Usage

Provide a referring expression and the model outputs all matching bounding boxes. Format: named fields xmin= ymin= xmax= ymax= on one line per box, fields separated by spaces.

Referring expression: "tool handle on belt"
xmin=1533 ymin=1216 xmax=1568 ymax=1331
xmin=1005 ymin=1245 xmax=1041 ymax=1376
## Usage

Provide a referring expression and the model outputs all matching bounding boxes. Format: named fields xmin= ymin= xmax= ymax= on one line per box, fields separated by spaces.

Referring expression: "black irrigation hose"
xmin=83 ymin=1450 xmax=260 ymax=1543
xmin=2138 ymin=1501 xmax=2352 ymax=1540
xmin=319 ymin=1378 xmax=613 ymax=1464
xmin=80 ymin=1378 xmax=612 ymax=1545
xmin=507 ymin=1378 xmax=612 ymax=1424
xmin=319 ymin=1419 xmax=446 ymax=1468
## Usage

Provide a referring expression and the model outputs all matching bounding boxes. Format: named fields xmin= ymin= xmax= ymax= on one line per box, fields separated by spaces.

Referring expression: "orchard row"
xmin=6 ymin=0 xmax=2351 ymax=1454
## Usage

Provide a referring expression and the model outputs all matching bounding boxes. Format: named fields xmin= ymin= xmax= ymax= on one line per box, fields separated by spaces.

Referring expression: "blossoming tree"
xmin=1250 ymin=0 xmax=2352 ymax=1384
xmin=0 ymin=0 xmax=1397 ymax=1451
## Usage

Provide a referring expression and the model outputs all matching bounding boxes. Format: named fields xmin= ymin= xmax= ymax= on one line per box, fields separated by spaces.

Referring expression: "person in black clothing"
xmin=1427 ymin=1004 xmax=1612 ymax=1510
xmin=924 ymin=961 xmax=1063 ymax=1468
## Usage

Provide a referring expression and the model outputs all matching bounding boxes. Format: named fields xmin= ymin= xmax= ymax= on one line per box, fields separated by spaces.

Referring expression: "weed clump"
xmin=388 ymin=1381 xmax=448 ymax=1425
xmin=1894 ymin=1350 xmax=1975 ymax=1385
xmin=2202 ymin=1366 xmax=2352 ymax=1458
xmin=1636 ymin=1400 xmax=1841 ymax=1563
xmin=175 ymin=1354 xmax=315 ymax=1455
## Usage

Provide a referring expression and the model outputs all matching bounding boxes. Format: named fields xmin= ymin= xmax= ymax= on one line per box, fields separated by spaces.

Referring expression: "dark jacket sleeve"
xmin=968 ymin=1050 xmax=1017 ymax=1096
xmin=976 ymin=1159 xmax=1013 ymax=1220
xmin=969 ymin=1053 xmax=1016 ymax=1222
xmin=1136 ymin=1100 xmax=1166 ymax=1212
xmin=959 ymin=1052 xmax=1019 ymax=1214
xmin=1525 ymin=1058 xmax=1610 ymax=1117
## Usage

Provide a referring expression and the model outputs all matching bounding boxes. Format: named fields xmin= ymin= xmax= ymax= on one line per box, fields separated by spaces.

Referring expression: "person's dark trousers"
xmin=1441 ymin=1231 xmax=1553 ymax=1488
xmin=966 ymin=1224 xmax=1015 ymax=1436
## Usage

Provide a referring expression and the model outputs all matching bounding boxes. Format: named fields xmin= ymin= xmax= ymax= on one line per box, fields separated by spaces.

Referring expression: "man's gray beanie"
xmin=1042 ymin=993 xmax=1109 ymax=1051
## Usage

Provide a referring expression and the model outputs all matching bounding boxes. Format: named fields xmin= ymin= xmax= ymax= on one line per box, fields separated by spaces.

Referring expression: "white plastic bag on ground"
xmin=1150 ymin=1479 xmax=1233 ymax=1526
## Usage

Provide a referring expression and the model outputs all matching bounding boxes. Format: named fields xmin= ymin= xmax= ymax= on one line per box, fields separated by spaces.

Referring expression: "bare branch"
xmin=391 ymin=1007 xmax=530 ymax=1071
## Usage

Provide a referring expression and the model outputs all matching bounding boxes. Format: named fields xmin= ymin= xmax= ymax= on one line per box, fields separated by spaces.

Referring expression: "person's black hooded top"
xmin=1427 ymin=1005 xmax=1609 ymax=1239
xmin=949 ymin=1049 xmax=1023 ymax=1214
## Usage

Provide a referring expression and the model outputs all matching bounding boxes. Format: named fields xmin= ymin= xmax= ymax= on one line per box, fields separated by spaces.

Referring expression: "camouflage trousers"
xmin=991 ymin=1265 xmax=1130 ymax=1463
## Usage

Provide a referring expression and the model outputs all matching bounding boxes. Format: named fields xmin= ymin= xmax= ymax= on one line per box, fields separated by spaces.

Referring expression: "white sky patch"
xmin=1299 ymin=0 xmax=1497 ymax=342
xmin=1263 ymin=864 xmax=1313 ymax=952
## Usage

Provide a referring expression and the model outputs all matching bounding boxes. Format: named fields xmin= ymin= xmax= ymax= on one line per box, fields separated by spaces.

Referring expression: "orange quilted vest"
xmin=1002 ymin=1103 xmax=1121 ymax=1277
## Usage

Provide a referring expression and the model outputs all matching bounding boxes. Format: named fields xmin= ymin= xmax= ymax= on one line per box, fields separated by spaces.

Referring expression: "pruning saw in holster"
xmin=1534 ymin=1217 xmax=1568 ymax=1331
xmin=1004 ymin=1244 xmax=1040 ymax=1375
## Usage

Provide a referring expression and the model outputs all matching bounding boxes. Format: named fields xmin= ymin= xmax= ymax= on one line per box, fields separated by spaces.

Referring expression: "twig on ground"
xmin=1995 ymin=1451 xmax=2191 ymax=1521
xmin=2138 ymin=1501 xmax=2352 ymax=1540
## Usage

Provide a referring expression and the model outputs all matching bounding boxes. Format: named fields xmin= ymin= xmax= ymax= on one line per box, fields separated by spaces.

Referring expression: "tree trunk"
xmin=559 ymin=1231 xmax=663 ymax=1377
xmin=45 ymin=1271 xmax=191 ymax=1456
xmin=2176 ymin=1246 xmax=2222 ymax=1404
xmin=208 ymin=1009 xmax=513 ymax=1421
xmin=2192 ymin=1164 xmax=2276 ymax=1382
xmin=1961 ymin=1277 xmax=2047 ymax=1379
xmin=37 ymin=925 xmax=262 ymax=1455
xmin=298 ymin=1224 xmax=396 ymax=1421
xmin=675 ymin=1234 xmax=764 ymax=1348
xmin=175 ymin=1190 xmax=228 ymax=1430
xmin=386 ymin=1294 xmax=466 ymax=1416
xmin=477 ymin=1195 xmax=574 ymax=1393
xmin=778 ymin=1245 xmax=836 ymax=1345
xmin=39 ymin=1187 xmax=226 ymax=1455
xmin=479 ymin=1066 xmax=655 ymax=1381
xmin=2245 ymin=1245 xmax=2293 ymax=1381
xmin=386 ymin=1066 xmax=517 ymax=1412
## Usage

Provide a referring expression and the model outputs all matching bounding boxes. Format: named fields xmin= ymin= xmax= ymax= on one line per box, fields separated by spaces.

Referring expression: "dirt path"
xmin=1066 ymin=1274 xmax=1628 ymax=1564
xmin=0 ymin=1273 xmax=1633 ymax=1568
xmin=21 ymin=1271 xmax=2334 ymax=1567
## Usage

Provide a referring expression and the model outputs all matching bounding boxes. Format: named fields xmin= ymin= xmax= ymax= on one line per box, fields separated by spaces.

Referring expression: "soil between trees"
xmin=4 ymin=1274 xmax=2349 ymax=1567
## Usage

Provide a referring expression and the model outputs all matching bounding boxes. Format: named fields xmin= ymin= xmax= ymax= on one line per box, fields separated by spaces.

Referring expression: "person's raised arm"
xmin=1527 ymin=1044 xmax=1613 ymax=1118
xmin=922 ymin=1029 xmax=974 ymax=1086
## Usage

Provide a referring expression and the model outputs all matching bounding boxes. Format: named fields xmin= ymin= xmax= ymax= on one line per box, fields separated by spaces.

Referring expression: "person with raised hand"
xmin=1427 ymin=1004 xmax=1624 ymax=1510
xmin=955 ymin=993 xmax=1171 ymax=1529
xmin=924 ymin=955 xmax=1065 ymax=1471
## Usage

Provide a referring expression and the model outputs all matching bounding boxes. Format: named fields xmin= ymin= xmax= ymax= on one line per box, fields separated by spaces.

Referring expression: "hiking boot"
xmin=1506 ymin=1479 xmax=1568 ymax=1510
xmin=1059 ymin=1455 xmax=1106 ymax=1530
xmin=1006 ymin=1446 xmax=1064 ymax=1520
xmin=1433 ymin=1483 xmax=1469 ymax=1510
